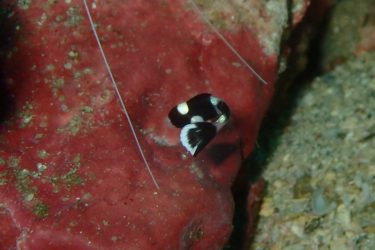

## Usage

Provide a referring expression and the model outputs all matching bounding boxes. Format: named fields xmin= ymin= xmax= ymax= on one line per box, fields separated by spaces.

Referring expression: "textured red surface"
xmin=0 ymin=1 xmax=276 ymax=249
xmin=243 ymin=179 xmax=265 ymax=249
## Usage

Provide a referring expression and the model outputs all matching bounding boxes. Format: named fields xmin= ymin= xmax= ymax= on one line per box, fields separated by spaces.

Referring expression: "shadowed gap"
xmin=0 ymin=2 xmax=17 ymax=124
xmin=224 ymin=0 xmax=334 ymax=248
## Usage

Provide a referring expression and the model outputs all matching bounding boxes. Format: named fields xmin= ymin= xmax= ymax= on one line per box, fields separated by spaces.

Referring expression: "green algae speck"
xmin=61 ymin=154 xmax=83 ymax=189
xmin=62 ymin=168 xmax=83 ymax=188
xmin=7 ymin=156 xmax=20 ymax=168
xmin=72 ymin=154 xmax=81 ymax=167
xmin=80 ymin=106 xmax=93 ymax=113
xmin=65 ymin=6 xmax=84 ymax=27
xmin=36 ymin=163 xmax=47 ymax=172
xmin=35 ymin=133 xmax=44 ymax=139
xmin=33 ymin=202 xmax=48 ymax=218
xmin=14 ymin=168 xmax=37 ymax=202
xmin=52 ymin=77 xmax=65 ymax=88
xmin=0 ymin=172 xmax=7 ymax=186
xmin=37 ymin=150 xmax=48 ymax=159
xmin=17 ymin=0 xmax=31 ymax=10
xmin=57 ymin=115 xmax=81 ymax=135
xmin=49 ymin=175 xmax=61 ymax=193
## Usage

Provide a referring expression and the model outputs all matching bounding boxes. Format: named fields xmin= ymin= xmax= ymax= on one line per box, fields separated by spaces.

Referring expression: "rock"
xmin=321 ymin=0 xmax=375 ymax=70
xmin=0 ymin=0 xmax=288 ymax=249
xmin=252 ymin=46 xmax=375 ymax=250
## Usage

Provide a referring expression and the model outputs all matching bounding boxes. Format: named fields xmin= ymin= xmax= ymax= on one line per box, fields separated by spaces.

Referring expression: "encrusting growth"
xmin=82 ymin=0 xmax=160 ymax=190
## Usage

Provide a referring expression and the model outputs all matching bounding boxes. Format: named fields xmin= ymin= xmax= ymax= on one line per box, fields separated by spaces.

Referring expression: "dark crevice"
xmin=225 ymin=1 xmax=334 ymax=249
xmin=0 ymin=2 xmax=17 ymax=124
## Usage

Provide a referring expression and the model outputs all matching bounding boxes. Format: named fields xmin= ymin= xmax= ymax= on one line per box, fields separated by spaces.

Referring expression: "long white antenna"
xmin=82 ymin=0 xmax=160 ymax=190
xmin=189 ymin=0 xmax=269 ymax=85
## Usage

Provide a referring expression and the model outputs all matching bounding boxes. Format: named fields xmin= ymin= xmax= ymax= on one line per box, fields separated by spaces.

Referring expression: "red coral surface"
xmin=0 ymin=1 xmax=277 ymax=249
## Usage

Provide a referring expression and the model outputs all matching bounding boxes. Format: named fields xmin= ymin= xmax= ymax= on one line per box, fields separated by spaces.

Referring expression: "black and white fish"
xmin=83 ymin=0 xmax=264 ymax=189
xmin=169 ymin=93 xmax=230 ymax=156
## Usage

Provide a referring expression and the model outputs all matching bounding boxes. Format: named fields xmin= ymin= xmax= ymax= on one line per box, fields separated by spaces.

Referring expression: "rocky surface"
xmin=320 ymin=0 xmax=375 ymax=70
xmin=0 ymin=0 xmax=290 ymax=249
xmin=252 ymin=52 xmax=375 ymax=250
xmin=251 ymin=0 xmax=375 ymax=248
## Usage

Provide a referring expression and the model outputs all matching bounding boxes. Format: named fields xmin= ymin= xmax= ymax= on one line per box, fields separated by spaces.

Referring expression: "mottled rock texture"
xmin=321 ymin=0 xmax=375 ymax=70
